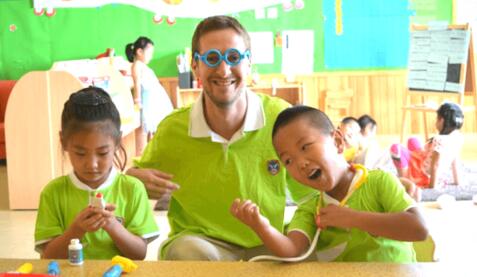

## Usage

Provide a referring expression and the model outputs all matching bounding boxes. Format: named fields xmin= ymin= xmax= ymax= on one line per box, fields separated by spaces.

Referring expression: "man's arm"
xmin=125 ymin=167 xmax=178 ymax=199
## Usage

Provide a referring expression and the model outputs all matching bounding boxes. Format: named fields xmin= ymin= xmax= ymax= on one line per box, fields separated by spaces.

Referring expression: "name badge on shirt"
xmin=267 ymin=159 xmax=280 ymax=175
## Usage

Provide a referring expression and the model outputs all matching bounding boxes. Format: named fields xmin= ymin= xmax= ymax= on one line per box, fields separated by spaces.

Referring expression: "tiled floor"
xmin=0 ymin=209 xmax=169 ymax=261
xmin=1 ymin=202 xmax=477 ymax=262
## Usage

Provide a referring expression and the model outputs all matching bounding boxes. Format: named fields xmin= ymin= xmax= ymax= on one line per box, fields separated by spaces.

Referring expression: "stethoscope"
xmin=249 ymin=164 xmax=368 ymax=262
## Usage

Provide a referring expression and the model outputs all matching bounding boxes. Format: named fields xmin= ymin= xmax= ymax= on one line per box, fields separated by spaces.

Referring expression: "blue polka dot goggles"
xmin=194 ymin=48 xmax=251 ymax=68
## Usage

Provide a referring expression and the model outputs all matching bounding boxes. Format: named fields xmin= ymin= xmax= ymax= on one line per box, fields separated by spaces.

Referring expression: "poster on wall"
xmin=281 ymin=30 xmax=314 ymax=75
xmin=323 ymin=0 xmax=411 ymax=69
xmin=33 ymin=0 xmax=285 ymax=19
xmin=249 ymin=32 xmax=274 ymax=64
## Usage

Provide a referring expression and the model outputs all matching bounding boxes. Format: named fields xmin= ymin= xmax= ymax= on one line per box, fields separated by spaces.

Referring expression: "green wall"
xmin=0 ymin=0 xmax=322 ymax=80
xmin=410 ymin=0 xmax=453 ymax=24
xmin=0 ymin=0 xmax=453 ymax=80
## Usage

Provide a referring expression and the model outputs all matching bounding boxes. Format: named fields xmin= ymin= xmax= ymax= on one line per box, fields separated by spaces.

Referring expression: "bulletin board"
xmin=407 ymin=24 xmax=472 ymax=93
xmin=322 ymin=0 xmax=453 ymax=70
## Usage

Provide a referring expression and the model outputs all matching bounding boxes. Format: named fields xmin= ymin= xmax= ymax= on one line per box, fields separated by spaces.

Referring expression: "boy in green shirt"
xmin=231 ymin=106 xmax=428 ymax=262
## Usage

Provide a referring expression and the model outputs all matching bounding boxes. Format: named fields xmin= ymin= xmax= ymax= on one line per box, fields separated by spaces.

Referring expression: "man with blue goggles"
xmin=128 ymin=15 xmax=312 ymax=262
xmin=194 ymin=48 xmax=251 ymax=68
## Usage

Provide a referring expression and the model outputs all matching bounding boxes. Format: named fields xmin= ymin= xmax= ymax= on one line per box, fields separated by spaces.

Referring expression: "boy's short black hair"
xmin=357 ymin=114 xmax=377 ymax=130
xmin=340 ymin=116 xmax=359 ymax=126
xmin=272 ymin=106 xmax=335 ymax=138
xmin=191 ymin=15 xmax=251 ymax=63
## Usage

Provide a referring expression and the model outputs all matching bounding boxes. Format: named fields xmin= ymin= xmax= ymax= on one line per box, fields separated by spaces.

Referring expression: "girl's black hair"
xmin=357 ymin=114 xmax=377 ymax=131
xmin=437 ymin=102 xmax=464 ymax=135
xmin=272 ymin=105 xmax=335 ymax=138
xmin=125 ymin=36 xmax=154 ymax=62
xmin=61 ymin=86 xmax=127 ymax=171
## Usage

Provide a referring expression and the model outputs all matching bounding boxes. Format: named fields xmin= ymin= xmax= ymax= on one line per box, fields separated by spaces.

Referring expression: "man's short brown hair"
xmin=191 ymin=15 xmax=251 ymax=58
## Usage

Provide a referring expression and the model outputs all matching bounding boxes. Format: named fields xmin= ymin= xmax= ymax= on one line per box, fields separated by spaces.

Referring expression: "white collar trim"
xmin=69 ymin=167 xmax=118 ymax=191
xmin=188 ymin=89 xmax=265 ymax=143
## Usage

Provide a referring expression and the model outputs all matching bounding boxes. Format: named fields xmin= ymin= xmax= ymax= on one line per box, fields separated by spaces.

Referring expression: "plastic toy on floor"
xmin=112 ymin=255 xmax=138 ymax=273
xmin=1 ymin=263 xmax=51 ymax=277
xmin=102 ymin=256 xmax=138 ymax=277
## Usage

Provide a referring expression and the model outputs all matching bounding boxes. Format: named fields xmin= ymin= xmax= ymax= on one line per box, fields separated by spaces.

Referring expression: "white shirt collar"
xmin=69 ymin=167 xmax=118 ymax=191
xmin=189 ymin=89 xmax=265 ymax=144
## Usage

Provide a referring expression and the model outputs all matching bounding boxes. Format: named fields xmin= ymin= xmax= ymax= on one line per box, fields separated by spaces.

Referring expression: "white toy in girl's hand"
xmin=91 ymin=192 xmax=105 ymax=210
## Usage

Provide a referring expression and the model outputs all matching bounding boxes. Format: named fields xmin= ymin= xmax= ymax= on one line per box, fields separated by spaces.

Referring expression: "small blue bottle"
xmin=47 ymin=261 xmax=60 ymax=275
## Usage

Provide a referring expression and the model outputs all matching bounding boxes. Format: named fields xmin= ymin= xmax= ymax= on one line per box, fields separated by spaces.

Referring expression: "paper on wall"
xmin=249 ymin=32 xmax=274 ymax=64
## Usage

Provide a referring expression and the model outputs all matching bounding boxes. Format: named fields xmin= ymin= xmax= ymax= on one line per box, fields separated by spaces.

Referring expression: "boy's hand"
xmin=316 ymin=204 xmax=357 ymax=229
xmin=230 ymin=199 xmax=270 ymax=231
xmin=71 ymin=206 xmax=106 ymax=234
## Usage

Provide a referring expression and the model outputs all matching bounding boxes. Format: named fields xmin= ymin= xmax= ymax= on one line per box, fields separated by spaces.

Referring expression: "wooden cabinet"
xmin=175 ymin=82 xmax=304 ymax=108
xmin=5 ymin=67 xmax=138 ymax=209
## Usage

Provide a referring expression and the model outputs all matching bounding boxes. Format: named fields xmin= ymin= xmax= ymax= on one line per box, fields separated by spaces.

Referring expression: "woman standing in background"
xmin=126 ymin=36 xmax=173 ymax=156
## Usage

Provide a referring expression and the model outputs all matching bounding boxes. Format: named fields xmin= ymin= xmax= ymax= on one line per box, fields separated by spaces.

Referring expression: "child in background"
xmin=354 ymin=114 xmax=377 ymax=166
xmin=126 ymin=36 xmax=174 ymax=156
xmin=356 ymin=114 xmax=420 ymax=201
xmin=390 ymin=102 xmax=464 ymax=189
xmin=230 ymin=106 xmax=427 ymax=262
xmin=339 ymin=117 xmax=361 ymax=162
xmin=357 ymin=114 xmax=377 ymax=149
xmin=35 ymin=87 xmax=159 ymax=260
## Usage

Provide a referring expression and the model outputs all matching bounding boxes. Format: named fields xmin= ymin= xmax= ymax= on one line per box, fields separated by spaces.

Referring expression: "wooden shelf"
xmin=176 ymin=82 xmax=304 ymax=107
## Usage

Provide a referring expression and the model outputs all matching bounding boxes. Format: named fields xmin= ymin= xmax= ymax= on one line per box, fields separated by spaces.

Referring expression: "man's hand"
xmin=126 ymin=168 xmax=179 ymax=199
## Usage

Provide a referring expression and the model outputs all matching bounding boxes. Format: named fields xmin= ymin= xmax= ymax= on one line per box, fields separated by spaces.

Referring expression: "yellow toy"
xmin=111 ymin=255 xmax=138 ymax=273
xmin=14 ymin=263 xmax=33 ymax=273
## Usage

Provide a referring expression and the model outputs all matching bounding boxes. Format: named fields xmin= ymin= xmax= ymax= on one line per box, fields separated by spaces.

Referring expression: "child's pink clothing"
xmin=390 ymin=131 xmax=463 ymax=188
xmin=390 ymin=137 xmax=421 ymax=169
xmin=390 ymin=138 xmax=429 ymax=187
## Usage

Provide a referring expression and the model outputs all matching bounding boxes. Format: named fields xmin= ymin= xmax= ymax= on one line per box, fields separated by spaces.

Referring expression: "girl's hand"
xmin=230 ymin=199 xmax=270 ymax=231
xmin=97 ymin=203 xmax=119 ymax=232
xmin=316 ymin=204 xmax=357 ymax=229
xmin=72 ymin=206 xmax=106 ymax=234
